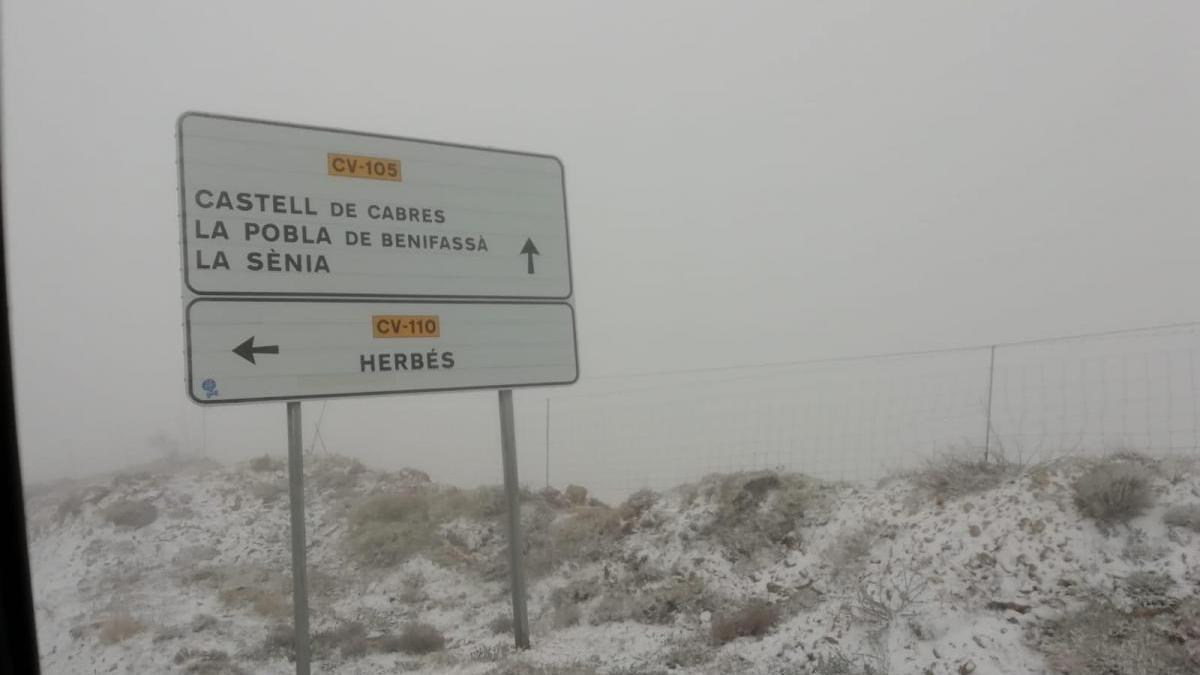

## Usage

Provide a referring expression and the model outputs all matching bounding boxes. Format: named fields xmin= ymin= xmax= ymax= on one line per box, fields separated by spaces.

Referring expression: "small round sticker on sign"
xmin=201 ymin=378 xmax=219 ymax=399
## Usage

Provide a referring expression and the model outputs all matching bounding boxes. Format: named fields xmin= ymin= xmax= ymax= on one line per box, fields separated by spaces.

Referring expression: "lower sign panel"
xmin=186 ymin=299 xmax=578 ymax=403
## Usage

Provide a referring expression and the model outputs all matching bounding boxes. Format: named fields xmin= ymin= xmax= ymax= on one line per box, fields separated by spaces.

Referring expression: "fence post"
xmin=984 ymin=345 xmax=996 ymax=463
xmin=544 ymin=398 xmax=550 ymax=488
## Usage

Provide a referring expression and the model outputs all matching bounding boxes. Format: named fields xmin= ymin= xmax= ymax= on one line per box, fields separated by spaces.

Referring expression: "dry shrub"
xmin=589 ymin=594 xmax=628 ymax=625
xmin=396 ymin=622 xmax=445 ymax=654
xmin=822 ymin=522 xmax=882 ymax=576
xmin=908 ymin=452 xmax=1018 ymax=501
xmin=484 ymin=663 xmax=600 ymax=675
xmin=98 ymin=612 xmax=143 ymax=644
xmin=1073 ymin=461 xmax=1155 ymax=523
xmin=564 ymin=484 xmax=588 ymax=505
xmin=701 ymin=471 xmax=824 ymax=557
xmin=214 ymin=567 xmax=291 ymax=620
xmin=550 ymin=577 xmax=602 ymax=609
xmin=262 ymin=623 xmax=294 ymax=656
xmin=173 ymin=648 xmax=247 ymax=675
xmin=470 ymin=643 xmax=513 ymax=662
xmin=112 ymin=471 xmax=152 ymax=487
xmin=313 ymin=621 xmax=368 ymax=659
xmin=1121 ymin=528 xmax=1166 ymax=564
xmin=851 ymin=566 xmax=929 ymax=625
xmin=372 ymin=633 xmax=406 ymax=654
xmin=249 ymin=480 xmax=285 ymax=504
xmin=553 ymin=603 xmax=582 ymax=629
xmin=347 ymin=486 xmax=509 ymax=566
xmin=102 ymin=499 xmax=158 ymax=528
xmin=219 ymin=586 xmax=290 ymax=620
xmin=399 ymin=570 xmax=427 ymax=604
xmin=1164 ymin=504 xmax=1200 ymax=532
xmin=348 ymin=493 xmax=434 ymax=566
xmin=1039 ymin=600 xmax=1199 ymax=674
xmin=1123 ymin=571 xmax=1175 ymax=611
xmin=502 ymin=502 xmax=559 ymax=580
xmin=549 ymin=506 xmax=622 ymax=562
xmin=508 ymin=503 xmax=626 ymax=580
xmin=629 ymin=576 xmax=714 ymax=625
xmin=662 ymin=638 xmax=714 ymax=669
xmin=489 ymin=613 xmax=514 ymax=635
xmin=710 ymin=600 xmax=779 ymax=645
xmin=56 ymin=491 xmax=85 ymax=523
xmin=310 ymin=455 xmax=366 ymax=491
xmin=618 ymin=488 xmax=658 ymax=522
xmin=248 ymin=455 xmax=283 ymax=472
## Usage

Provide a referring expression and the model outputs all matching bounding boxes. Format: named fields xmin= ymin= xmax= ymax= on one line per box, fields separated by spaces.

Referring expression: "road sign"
xmin=178 ymin=113 xmax=579 ymax=405
xmin=185 ymin=299 xmax=578 ymax=403
xmin=178 ymin=112 xmax=572 ymax=299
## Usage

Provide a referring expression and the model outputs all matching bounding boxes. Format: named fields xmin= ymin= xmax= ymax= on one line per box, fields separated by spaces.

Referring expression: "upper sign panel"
xmin=178 ymin=113 xmax=571 ymax=299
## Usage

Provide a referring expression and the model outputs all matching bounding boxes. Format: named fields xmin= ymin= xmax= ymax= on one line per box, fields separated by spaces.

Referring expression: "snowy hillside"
xmin=24 ymin=452 xmax=1200 ymax=674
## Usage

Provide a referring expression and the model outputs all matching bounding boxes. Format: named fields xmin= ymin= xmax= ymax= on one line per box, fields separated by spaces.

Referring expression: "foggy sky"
xmin=3 ymin=1 xmax=1198 ymax=487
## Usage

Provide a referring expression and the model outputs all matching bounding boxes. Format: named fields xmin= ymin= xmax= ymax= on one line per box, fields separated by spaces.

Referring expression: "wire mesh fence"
xmin=545 ymin=323 xmax=1200 ymax=502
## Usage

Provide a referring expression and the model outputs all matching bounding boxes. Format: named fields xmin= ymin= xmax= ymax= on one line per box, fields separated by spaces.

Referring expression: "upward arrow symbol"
xmin=520 ymin=238 xmax=540 ymax=274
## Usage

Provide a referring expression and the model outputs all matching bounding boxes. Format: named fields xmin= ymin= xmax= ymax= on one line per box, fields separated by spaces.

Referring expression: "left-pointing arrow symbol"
xmin=232 ymin=336 xmax=280 ymax=364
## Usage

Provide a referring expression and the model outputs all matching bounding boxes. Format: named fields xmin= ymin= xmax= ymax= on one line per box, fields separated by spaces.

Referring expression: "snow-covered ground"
xmin=24 ymin=452 xmax=1200 ymax=674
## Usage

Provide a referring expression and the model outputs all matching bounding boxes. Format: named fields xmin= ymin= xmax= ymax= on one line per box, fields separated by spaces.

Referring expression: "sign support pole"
xmin=498 ymin=389 xmax=530 ymax=649
xmin=285 ymin=401 xmax=311 ymax=674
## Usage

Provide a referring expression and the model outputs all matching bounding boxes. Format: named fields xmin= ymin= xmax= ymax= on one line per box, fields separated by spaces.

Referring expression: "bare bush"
xmin=548 ymin=506 xmax=622 ymax=563
xmin=261 ymin=623 xmax=294 ymax=657
xmin=248 ymin=455 xmax=283 ymax=472
xmin=249 ymin=480 xmax=285 ymax=504
xmin=219 ymin=586 xmax=290 ymax=620
xmin=851 ymin=566 xmax=929 ymax=626
xmin=550 ymin=577 xmax=602 ymax=610
xmin=1164 ymin=504 xmax=1200 ymax=532
xmin=102 ymin=499 xmax=158 ymax=528
xmin=564 ymin=484 xmax=588 ymax=505
xmin=488 ymin=613 xmax=514 ymax=635
xmin=98 ymin=612 xmax=143 ymax=644
xmin=553 ymin=603 xmax=582 ymax=629
xmin=396 ymin=622 xmax=445 ymax=654
xmin=1039 ymin=600 xmax=1197 ymax=674
xmin=347 ymin=486 xmax=513 ymax=566
xmin=630 ymin=576 xmax=713 ymax=625
xmin=1073 ymin=461 xmax=1155 ymax=523
xmin=619 ymin=488 xmax=658 ymax=522
xmin=590 ymin=594 xmax=628 ymax=625
xmin=1123 ymin=571 xmax=1175 ymax=610
xmin=907 ymin=451 xmax=1019 ymax=501
xmin=313 ymin=621 xmax=368 ymax=659
xmin=710 ymin=600 xmax=780 ymax=645
xmin=484 ymin=663 xmax=599 ymax=675
xmin=173 ymin=648 xmax=247 ymax=675
xmin=509 ymin=502 xmax=559 ymax=579
xmin=190 ymin=614 xmax=217 ymax=633
xmin=661 ymin=638 xmax=714 ymax=669
xmin=214 ymin=567 xmax=291 ymax=619
xmin=310 ymin=455 xmax=366 ymax=491
xmin=469 ymin=643 xmax=512 ymax=662
xmin=701 ymin=471 xmax=827 ymax=558
xmin=55 ymin=491 xmax=84 ymax=523
xmin=822 ymin=522 xmax=882 ymax=577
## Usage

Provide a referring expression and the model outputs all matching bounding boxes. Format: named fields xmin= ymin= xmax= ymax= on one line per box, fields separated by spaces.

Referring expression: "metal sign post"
xmin=498 ymin=389 xmax=530 ymax=648
xmin=285 ymin=401 xmax=311 ymax=674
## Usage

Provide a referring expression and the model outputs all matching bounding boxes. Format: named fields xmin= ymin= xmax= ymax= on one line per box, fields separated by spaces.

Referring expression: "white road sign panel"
xmin=186 ymin=300 xmax=578 ymax=403
xmin=178 ymin=112 xmax=572 ymax=299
